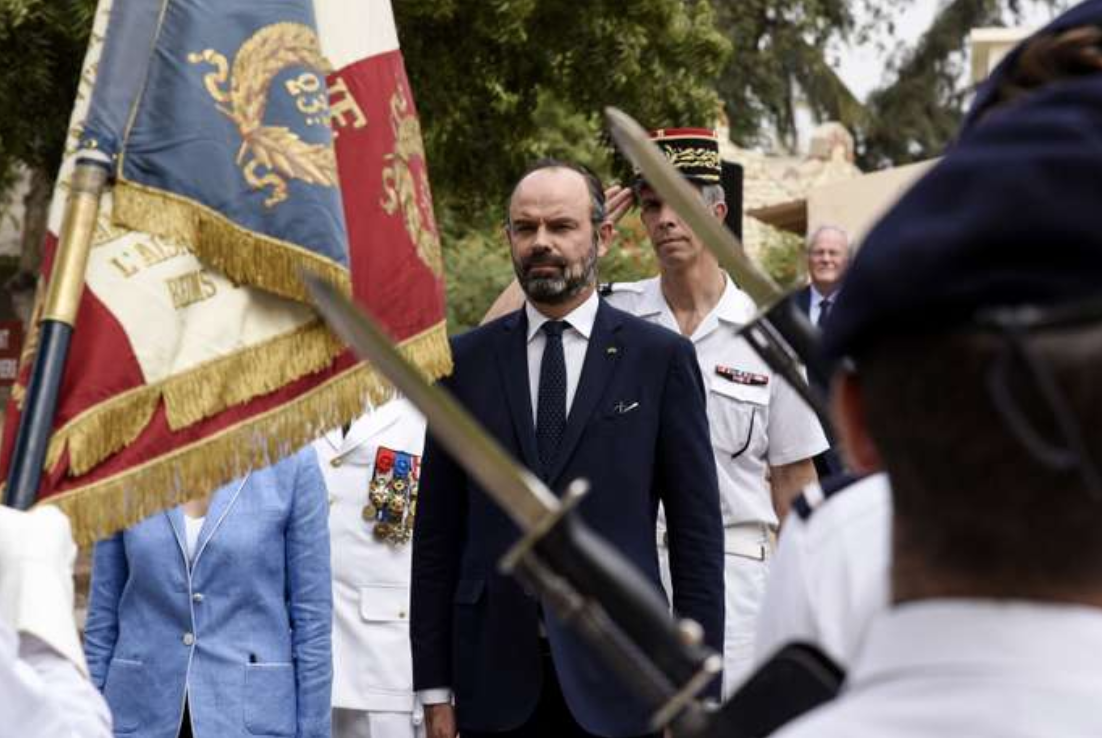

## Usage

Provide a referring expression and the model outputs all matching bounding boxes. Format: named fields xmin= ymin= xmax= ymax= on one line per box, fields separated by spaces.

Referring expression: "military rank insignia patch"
xmin=362 ymin=446 xmax=420 ymax=546
xmin=715 ymin=365 xmax=769 ymax=386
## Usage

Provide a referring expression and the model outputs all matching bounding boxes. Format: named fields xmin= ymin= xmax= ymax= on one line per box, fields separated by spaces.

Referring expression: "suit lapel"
xmin=495 ymin=310 xmax=541 ymax=474
xmin=166 ymin=508 xmax=188 ymax=569
xmin=547 ymin=301 xmax=623 ymax=486
xmin=798 ymin=286 xmax=812 ymax=315
xmin=192 ymin=472 xmax=249 ymax=568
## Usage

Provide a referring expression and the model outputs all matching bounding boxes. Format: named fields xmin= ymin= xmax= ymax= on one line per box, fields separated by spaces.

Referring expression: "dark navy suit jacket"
xmin=411 ymin=299 xmax=724 ymax=737
xmin=791 ymin=285 xmax=843 ymax=478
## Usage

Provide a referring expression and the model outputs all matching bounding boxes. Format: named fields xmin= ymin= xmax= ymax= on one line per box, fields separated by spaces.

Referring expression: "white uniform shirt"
xmin=315 ymin=398 xmax=427 ymax=716
xmin=0 ymin=619 xmax=112 ymax=737
xmin=606 ymin=276 xmax=829 ymax=528
xmin=774 ymin=600 xmax=1102 ymax=738
xmin=524 ymin=290 xmax=599 ymax=422
xmin=754 ymin=474 xmax=891 ymax=668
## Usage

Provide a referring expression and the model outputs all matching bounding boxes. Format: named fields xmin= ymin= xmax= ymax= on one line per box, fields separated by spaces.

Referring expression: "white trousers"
xmin=332 ymin=708 xmax=425 ymax=738
xmin=659 ymin=525 xmax=773 ymax=698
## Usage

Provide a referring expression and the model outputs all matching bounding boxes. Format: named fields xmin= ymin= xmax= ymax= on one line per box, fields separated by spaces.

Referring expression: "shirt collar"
xmin=714 ymin=274 xmax=757 ymax=326
xmin=525 ymin=288 xmax=599 ymax=343
xmin=850 ymin=599 xmax=1102 ymax=689
xmin=637 ymin=273 xmax=755 ymax=330
xmin=636 ymin=276 xmax=667 ymax=318
xmin=811 ymin=284 xmax=840 ymax=307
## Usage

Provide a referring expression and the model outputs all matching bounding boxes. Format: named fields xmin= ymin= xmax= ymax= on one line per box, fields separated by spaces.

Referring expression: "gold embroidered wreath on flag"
xmin=113 ymin=21 xmax=349 ymax=304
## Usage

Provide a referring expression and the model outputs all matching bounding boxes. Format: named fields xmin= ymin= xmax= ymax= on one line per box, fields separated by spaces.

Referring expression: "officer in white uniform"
xmin=605 ymin=128 xmax=828 ymax=693
xmin=314 ymin=398 xmax=427 ymax=738
xmin=0 ymin=504 xmax=112 ymax=737
xmin=753 ymin=473 xmax=890 ymax=669
xmin=774 ymin=19 xmax=1102 ymax=734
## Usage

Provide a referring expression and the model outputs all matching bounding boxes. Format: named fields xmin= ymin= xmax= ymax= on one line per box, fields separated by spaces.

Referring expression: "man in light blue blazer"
xmin=84 ymin=446 xmax=333 ymax=738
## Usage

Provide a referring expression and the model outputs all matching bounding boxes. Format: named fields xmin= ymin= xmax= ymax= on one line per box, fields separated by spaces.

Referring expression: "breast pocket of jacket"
xmin=244 ymin=662 xmax=296 ymax=736
xmin=359 ymin=584 xmax=413 ymax=692
xmin=708 ymin=379 xmax=769 ymax=462
xmin=103 ymin=658 xmax=146 ymax=733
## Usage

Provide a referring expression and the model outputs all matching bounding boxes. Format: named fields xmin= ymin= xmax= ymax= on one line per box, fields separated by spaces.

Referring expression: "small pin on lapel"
xmin=606 ymin=346 xmax=618 ymax=356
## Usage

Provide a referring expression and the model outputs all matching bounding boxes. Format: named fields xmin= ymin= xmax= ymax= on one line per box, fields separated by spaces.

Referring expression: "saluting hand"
xmin=604 ymin=183 xmax=634 ymax=228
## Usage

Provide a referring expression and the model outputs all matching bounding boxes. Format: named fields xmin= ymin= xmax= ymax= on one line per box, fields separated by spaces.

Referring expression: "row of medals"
xmin=362 ymin=472 xmax=416 ymax=546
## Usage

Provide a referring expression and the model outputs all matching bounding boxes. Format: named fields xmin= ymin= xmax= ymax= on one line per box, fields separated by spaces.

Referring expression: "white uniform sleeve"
xmin=764 ymin=369 xmax=829 ymax=466
xmin=0 ymin=506 xmax=112 ymax=736
xmin=753 ymin=516 xmax=820 ymax=665
xmin=0 ymin=626 xmax=113 ymax=737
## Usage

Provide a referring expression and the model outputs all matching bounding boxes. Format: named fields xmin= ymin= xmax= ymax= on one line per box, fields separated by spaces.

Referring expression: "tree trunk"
xmin=17 ymin=167 xmax=51 ymax=278
xmin=13 ymin=166 xmax=52 ymax=329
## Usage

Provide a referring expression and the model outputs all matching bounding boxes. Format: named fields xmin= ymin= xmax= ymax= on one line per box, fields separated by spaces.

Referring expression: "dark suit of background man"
xmin=411 ymin=160 xmax=724 ymax=738
xmin=792 ymin=225 xmax=851 ymax=479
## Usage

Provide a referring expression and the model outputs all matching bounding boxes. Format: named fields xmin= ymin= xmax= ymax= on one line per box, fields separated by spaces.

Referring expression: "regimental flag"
xmin=0 ymin=0 xmax=450 ymax=544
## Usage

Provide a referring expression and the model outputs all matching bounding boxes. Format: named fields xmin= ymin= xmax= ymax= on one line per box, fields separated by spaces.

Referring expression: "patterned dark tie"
xmin=817 ymin=297 xmax=833 ymax=327
xmin=536 ymin=321 xmax=568 ymax=477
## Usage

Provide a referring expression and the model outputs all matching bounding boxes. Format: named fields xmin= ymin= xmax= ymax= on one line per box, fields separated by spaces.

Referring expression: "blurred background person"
xmin=315 ymin=397 xmax=427 ymax=738
xmin=84 ymin=447 xmax=332 ymax=738
xmin=790 ymin=225 xmax=851 ymax=479
xmin=0 ymin=504 xmax=112 ymax=737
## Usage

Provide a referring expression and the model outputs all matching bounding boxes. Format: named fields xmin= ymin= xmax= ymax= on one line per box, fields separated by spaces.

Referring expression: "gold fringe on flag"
xmin=113 ymin=178 xmax=352 ymax=305
xmin=45 ymin=386 xmax=161 ymax=476
xmin=42 ymin=320 xmax=451 ymax=547
xmin=42 ymin=319 xmax=344 ymax=478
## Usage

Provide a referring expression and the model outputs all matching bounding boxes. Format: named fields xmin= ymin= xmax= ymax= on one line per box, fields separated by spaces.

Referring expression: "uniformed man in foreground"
xmin=773 ymin=57 xmax=1102 ymax=737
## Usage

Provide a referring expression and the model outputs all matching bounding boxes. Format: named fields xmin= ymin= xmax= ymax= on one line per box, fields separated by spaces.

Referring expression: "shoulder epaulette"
xmin=599 ymin=281 xmax=645 ymax=297
xmin=793 ymin=472 xmax=866 ymax=521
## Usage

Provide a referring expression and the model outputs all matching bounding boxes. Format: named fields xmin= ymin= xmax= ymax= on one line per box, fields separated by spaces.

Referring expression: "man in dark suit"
xmin=792 ymin=225 xmax=851 ymax=479
xmin=411 ymin=160 xmax=724 ymax=738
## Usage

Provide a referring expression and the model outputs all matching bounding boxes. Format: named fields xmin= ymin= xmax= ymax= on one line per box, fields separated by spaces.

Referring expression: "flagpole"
xmin=4 ymin=158 xmax=109 ymax=510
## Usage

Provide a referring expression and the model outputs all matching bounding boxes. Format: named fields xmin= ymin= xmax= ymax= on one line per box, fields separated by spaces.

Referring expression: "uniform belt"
xmin=659 ymin=523 xmax=775 ymax=561
xmin=722 ymin=523 xmax=774 ymax=561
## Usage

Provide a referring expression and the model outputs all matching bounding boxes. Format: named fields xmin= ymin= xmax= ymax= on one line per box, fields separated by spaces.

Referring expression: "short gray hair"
xmin=700 ymin=184 xmax=726 ymax=208
xmin=806 ymin=224 xmax=850 ymax=253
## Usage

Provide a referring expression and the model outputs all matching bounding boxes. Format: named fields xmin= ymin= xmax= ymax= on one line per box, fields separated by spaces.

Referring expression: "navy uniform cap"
xmin=822 ymin=73 xmax=1102 ymax=362
xmin=963 ymin=0 xmax=1102 ymax=133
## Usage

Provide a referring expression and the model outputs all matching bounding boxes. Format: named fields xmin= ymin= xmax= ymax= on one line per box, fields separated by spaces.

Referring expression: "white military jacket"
xmin=315 ymin=398 xmax=427 ymax=714
xmin=773 ymin=600 xmax=1102 ymax=737
xmin=606 ymin=276 xmax=828 ymax=528
xmin=754 ymin=473 xmax=891 ymax=668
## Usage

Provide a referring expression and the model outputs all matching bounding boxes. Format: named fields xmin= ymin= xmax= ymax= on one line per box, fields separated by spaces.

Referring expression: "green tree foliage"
xmin=0 ymin=0 xmax=95 ymax=179
xmin=711 ymin=0 xmax=861 ymax=148
xmin=709 ymin=0 xmax=1064 ymax=167
xmin=858 ymin=0 xmax=1063 ymax=169
xmin=394 ymin=0 xmax=730 ymax=219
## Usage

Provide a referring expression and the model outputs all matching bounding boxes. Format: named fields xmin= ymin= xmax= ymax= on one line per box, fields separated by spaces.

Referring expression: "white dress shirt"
xmin=774 ymin=600 xmax=1102 ymax=738
xmin=809 ymin=286 xmax=837 ymax=326
xmin=754 ymin=474 xmax=891 ymax=668
xmin=184 ymin=515 xmax=205 ymax=561
xmin=524 ymin=289 xmax=599 ymax=424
